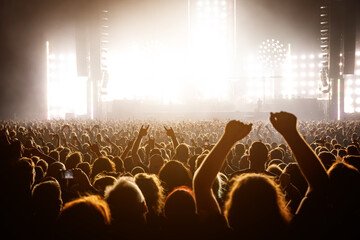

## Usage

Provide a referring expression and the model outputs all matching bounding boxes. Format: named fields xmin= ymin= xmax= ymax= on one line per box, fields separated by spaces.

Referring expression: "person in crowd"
xmin=56 ymin=195 xmax=111 ymax=239
xmin=1 ymin=112 xmax=360 ymax=238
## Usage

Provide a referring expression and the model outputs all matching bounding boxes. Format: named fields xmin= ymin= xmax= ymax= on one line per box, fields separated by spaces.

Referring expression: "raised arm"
xmin=132 ymin=125 xmax=149 ymax=166
xmin=121 ymin=138 xmax=134 ymax=161
xmin=193 ymin=120 xmax=252 ymax=218
xmin=269 ymin=112 xmax=328 ymax=193
xmin=104 ymin=135 xmax=121 ymax=156
xmin=164 ymin=126 xmax=179 ymax=149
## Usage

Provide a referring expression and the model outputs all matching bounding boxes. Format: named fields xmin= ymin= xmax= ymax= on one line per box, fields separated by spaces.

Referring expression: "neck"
xmin=249 ymin=163 xmax=265 ymax=172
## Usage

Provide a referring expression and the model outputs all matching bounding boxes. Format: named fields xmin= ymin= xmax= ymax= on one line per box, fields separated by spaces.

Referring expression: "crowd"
xmin=1 ymin=111 xmax=360 ymax=239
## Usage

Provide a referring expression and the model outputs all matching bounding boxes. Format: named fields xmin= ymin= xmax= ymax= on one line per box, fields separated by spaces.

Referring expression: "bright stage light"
xmin=105 ymin=0 xmax=232 ymax=104
xmin=46 ymin=41 xmax=87 ymax=119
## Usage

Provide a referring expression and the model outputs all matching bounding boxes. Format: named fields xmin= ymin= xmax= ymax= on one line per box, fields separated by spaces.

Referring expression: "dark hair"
xmin=91 ymin=157 xmax=116 ymax=180
xmin=158 ymin=160 xmax=192 ymax=194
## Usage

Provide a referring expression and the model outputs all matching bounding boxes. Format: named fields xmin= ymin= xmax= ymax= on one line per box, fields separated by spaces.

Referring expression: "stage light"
xmin=356 ymin=88 xmax=360 ymax=95
xmin=356 ymin=98 xmax=360 ymax=104
xmin=356 ymin=51 xmax=360 ymax=56
xmin=347 ymin=79 xmax=353 ymax=85
xmin=301 ymin=55 xmax=306 ymax=60
xmin=345 ymin=96 xmax=353 ymax=103
xmin=258 ymin=39 xmax=287 ymax=69
xmin=49 ymin=63 xmax=56 ymax=69
xmin=309 ymin=63 xmax=315 ymax=68
xmin=355 ymin=70 xmax=360 ymax=76
xmin=309 ymin=54 xmax=315 ymax=59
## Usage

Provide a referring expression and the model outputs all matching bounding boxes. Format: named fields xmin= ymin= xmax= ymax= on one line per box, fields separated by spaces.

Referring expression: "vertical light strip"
xmin=187 ymin=0 xmax=191 ymax=49
xmin=233 ymin=0 xmax=236 ymax=57
xmin=337 ymin=78 xmax=341 ymax=120
xmin=46 ymin=41 xmax=50 ymax=120
xmin=90 ymin=81 xmax=94 ymax=120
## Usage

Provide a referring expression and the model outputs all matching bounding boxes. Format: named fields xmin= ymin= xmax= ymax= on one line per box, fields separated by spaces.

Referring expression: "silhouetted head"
xmin=56 ymin=195 xmax=111 ymax=239
xmin=65 ymin=152 xmax=82 ymax=170
xmin=269 ymin=148 xmax=283 ymax=160
xmin=46 ymin=161 xmax=66 ymax=182
xmin=328 ymin=162 xmax=360 ymax=215
xmin=235 ymin=143 xmax=245 ymax=156
xmin=148 ymin=154 xmax=164 ymax=175
xmin=164 ymin=186 xmax=197 ymax=227
xmin=32 ymin=178 xmax=62 ymax=221
xmin=105 ymin=177 xmax=148 ymax=227
xmin=224 ymin=173 xmax=291 ymax=238
xmin=318 ymin=151 xmax=336 ymax=170
xmin=175 ymin=143 xmax=190 ymax=164
xmin=249 ymin=141 xmax=269 ymax=169
xmin=91 ymin=157 xmax=115 ymax=180
xmin=347 ymin=145 xmax=359 ymax=156
xmin=158 ymin=160 xmax=192 ymax=194
xmin=93 ymin=174 xmax=117 ymax=197
xmin=135 ymin=173 xmax=165 ymax=216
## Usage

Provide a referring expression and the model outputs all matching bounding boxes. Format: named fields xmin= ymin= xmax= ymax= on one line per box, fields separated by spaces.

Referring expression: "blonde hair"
xmin=134 ymin=173 xmax=165 ymax=215
xmin=224 ymin=173 xmax=291 ymax=235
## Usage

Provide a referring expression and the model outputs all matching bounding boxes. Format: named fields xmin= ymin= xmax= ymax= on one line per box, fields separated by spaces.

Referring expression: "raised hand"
xmin=139 ymin=125 xmax=150 ymax=138
xmin=127 ymin=138 xmax=135 ymax=147
xmin=270 ymin=111 xmax=297 ymax=136
xmin=164 ymin=126 xmax=175 ymax=137
xmin=223 ymin=120 xmax=252 ymax=143
xmin=88 ymin=141 xmax=101 ymax=155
